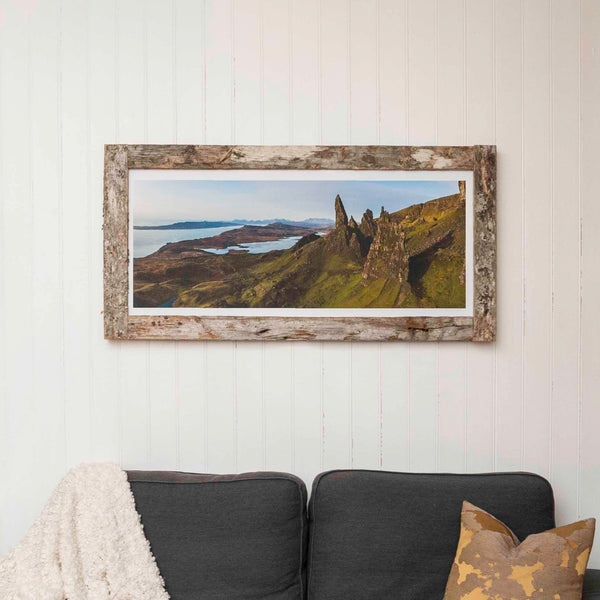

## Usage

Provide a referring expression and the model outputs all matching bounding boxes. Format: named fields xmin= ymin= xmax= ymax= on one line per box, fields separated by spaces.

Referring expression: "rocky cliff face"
xmin=329 ymin=190 xmax=465 ymax=289
xmin=322 ymin=196 xmax=413 ymax=284
xmin=362 ymin=221 xmax=409 ymax=282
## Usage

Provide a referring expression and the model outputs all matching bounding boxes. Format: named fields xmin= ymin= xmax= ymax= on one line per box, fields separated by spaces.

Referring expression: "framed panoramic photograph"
xmin=104 ymin=145 xmax=496 ymax=341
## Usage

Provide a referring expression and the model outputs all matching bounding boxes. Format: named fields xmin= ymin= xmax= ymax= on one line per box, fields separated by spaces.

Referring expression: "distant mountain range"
xmin=134 ymin=221 xmax=235 ymax=230
xmin=134 ymin=218 xmax=334 ymax=230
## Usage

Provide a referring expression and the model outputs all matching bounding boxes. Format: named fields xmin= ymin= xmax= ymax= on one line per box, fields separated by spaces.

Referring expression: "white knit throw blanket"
xmin=0 ymin=463 xmax=169 ymax=600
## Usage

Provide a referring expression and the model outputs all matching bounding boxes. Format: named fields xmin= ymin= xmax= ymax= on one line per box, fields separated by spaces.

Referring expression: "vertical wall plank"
xmin=147 ymin=343 xmax=178 ymax=470
xmin=436 ymin=0 xmax=467 ymax=472
xmin=89 ymin=0 xmax=120 ymax=464
xmin=522 ymin=0 xmax=552 ymax=477
xmin=580 ymin=0 xmax=600 ymax=568
xmin=437 ymin=343 xmax=467 ymax=472
xmin=351 ymin=344 xmax=381 ymax=469
xmin=263 ymin=0 xmax=291 ymax=144
xmin=407 ymin=0 xmax=436 ymax=145
xmin=293 ymin=342 xmax=323 ymax=486
xmin=0 ymin=0 xmax=36 ymax=549
xmin=0 ymin=0 xmax=4 ymax=541
xmin=206 ymin=344 xmax=236 ymax=471
xmin=117 ymin=0 xmax=146 ymax=142
xmin=205 ymin=0 xmax=234 ymax=143
xmin=408 ymin=345 xmax=437 ymax=471
xmin=465 ymin=0 xmax=495 ymax=139
xmin=494 ymin=0 xmax=524 ymax=472
xmin=0 ymin=16 xmax=4 ymax=546
xmin=178 ymin=344 xmax=208 ymax=472
xmin=235 ymin=344 xmax=264 ymax=471
xmin=62 ymin=0 xmax=92 ymax=466
xmin=116 ymin=0 xmax=149 ymax=468
xmin=407 ymin=0 xmax=437 ymax=472
xmin=234 ymin=0 xmax=261 ymax=144
xmin=291 ymin=0 xmax=319 ymax=144
xmin=549 ymin=0 xmax=580 ymax=527
xmin=349 ymin=0 xmax=377 ymax=144
xmin=175 ymin=0 xmax=205 ymax=144
xmin=146 ymin=0 xmax=176 ymax=142
xmin=145 ymin=0 xmax=179 ymax=471
xmin=264 ymin=345 xmax=294 ymax=472
xmin=380 ymin=345 xmax=410 ymax=470
xmin=465 ymin=0 xmax=495 ymax=472
xmin=436 ymin=0 xmax=465 ymax=144
xmin=322 ymin=343 xmax=352 ymax=470
xmin=30 ymin=0 xmax=65 ymax=518
xmin=0 ymin=93 xmax=4 ymax=549
xmin=320 ymin=0 xmax=350 ymax=144
xmin=378 ymin=0 xmax=408 ymax=145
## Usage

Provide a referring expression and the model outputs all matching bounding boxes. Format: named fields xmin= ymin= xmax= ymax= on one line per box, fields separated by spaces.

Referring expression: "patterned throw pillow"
xmin=444 ymin=501 xmax=595 ymax=600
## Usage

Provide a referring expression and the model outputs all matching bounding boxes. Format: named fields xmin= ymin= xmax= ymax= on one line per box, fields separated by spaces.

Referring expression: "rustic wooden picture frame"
xmin=104 ymin=145 xmax=496 ymax=342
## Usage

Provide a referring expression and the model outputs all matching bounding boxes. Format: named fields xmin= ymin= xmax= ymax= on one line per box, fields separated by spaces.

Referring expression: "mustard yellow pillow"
xmin=443 ymin=501 xmax=595 ymax=600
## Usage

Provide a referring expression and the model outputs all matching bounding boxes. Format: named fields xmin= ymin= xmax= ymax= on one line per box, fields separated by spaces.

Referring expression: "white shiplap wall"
xmin=0 ymin=0 xmax=599 ymax=567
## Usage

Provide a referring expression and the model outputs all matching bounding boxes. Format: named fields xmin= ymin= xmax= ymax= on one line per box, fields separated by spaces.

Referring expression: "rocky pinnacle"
xmin=360 ymin=208 xmax=377 ymax=239
xmin=335 ymin=194 xmax=348 ymax=228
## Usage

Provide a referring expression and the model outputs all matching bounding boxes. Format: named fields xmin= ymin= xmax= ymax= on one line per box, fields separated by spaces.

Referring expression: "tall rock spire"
xmin=362 ymin=222 xmax=408 ymax=283
xmin=334 ymin=194 xmax=348 ymax=228
xmin=360 ymin=208 xmax=377 ymax=239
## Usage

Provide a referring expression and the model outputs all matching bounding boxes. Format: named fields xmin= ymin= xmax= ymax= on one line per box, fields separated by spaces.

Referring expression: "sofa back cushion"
xmin=306 ymin=470 xmax=555 ymax=600
xmin=128 ymin=471 xmax=307 ymax=600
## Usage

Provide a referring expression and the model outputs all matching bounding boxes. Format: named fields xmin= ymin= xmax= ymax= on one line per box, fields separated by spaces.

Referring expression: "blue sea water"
xmin=134 ymin=226 xmax=325 ymax=258
xmin=133 ymin=225 xmax=241 ymax=258
xmin=202 ymin=236 xmax=303 ymax=255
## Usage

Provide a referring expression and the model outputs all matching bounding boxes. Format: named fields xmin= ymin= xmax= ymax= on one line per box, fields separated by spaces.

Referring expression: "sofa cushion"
xmin=585 ymin=569 xmax=600 ymax=600
xmin=307 ymin=470 xmax=555 ymax=600
xmin=128 ymin=471 xmax=307 ymax=600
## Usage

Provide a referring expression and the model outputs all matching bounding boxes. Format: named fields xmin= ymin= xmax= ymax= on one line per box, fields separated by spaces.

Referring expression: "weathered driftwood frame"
xmin=104 ymin=145 xmax=496 ymax=342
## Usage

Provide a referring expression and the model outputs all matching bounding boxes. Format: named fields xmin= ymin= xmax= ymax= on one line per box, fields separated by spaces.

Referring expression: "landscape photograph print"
xmin=131 ymin=175 xmax=468 ymax=313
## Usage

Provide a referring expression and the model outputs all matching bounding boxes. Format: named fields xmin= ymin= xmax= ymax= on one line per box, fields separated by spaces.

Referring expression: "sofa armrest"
xmin=584 ymin=569 xmax=600 ymax=600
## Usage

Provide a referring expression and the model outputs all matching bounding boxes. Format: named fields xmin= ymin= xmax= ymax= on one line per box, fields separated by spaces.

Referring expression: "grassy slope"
xmin=401 ymin=195 xmax=466 ymax=308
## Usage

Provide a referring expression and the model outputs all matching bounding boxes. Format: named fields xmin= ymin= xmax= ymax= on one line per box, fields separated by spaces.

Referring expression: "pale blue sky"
xmin=133 ymin=179 xmax=461 ymax=225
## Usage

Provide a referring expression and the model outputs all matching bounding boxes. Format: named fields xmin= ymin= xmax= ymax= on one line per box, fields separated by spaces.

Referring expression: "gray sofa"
xmin=128 ymin=470 xmax=600 ymax=600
